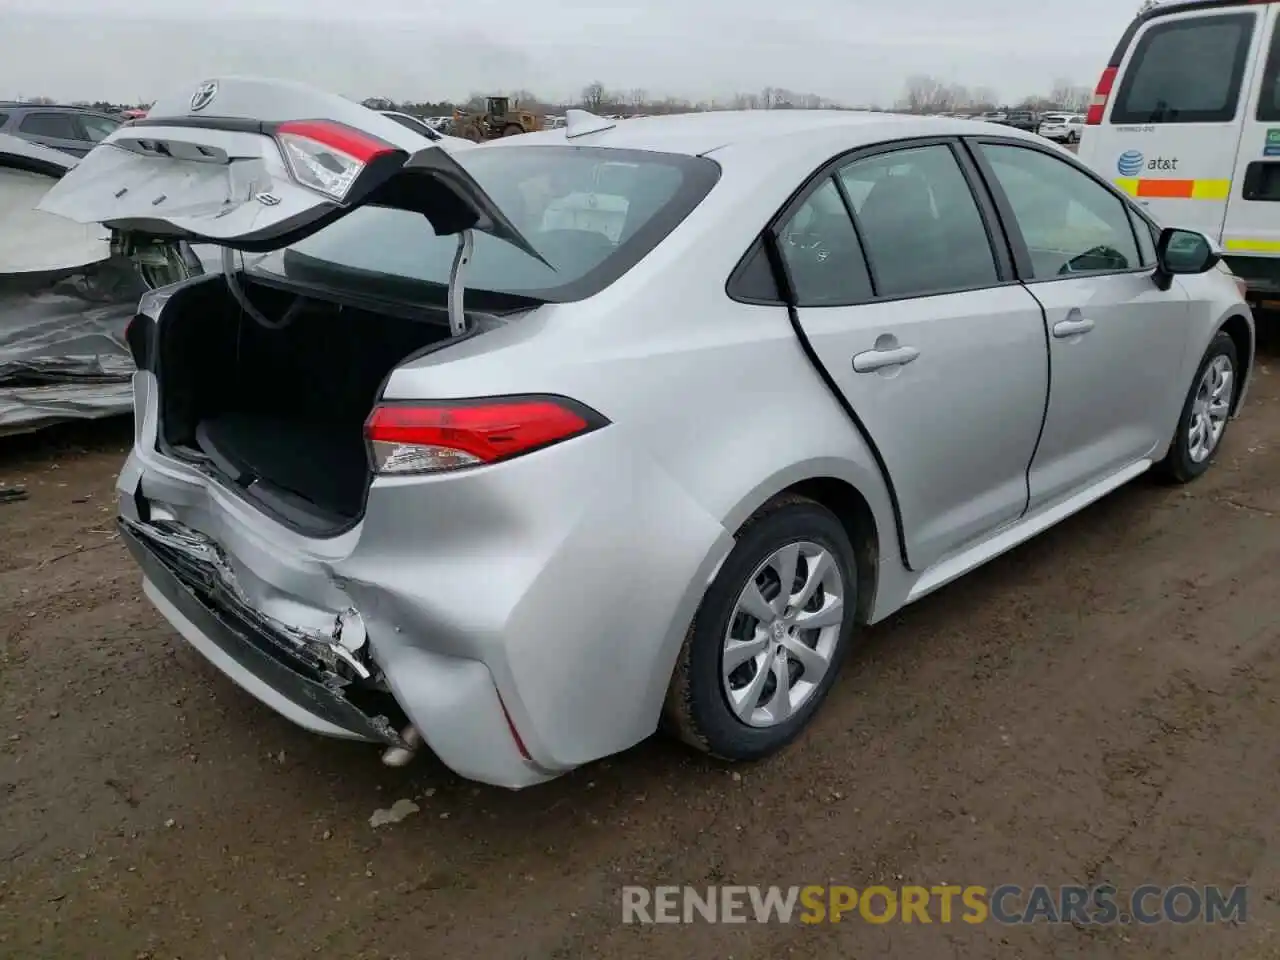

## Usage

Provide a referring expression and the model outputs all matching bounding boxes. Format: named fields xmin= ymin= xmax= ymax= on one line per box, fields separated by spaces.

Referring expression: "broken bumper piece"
xmin=119 ymin=516 xmax=407 ymax=749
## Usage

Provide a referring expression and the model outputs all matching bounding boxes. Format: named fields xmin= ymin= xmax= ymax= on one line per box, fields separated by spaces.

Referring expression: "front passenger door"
xmin=779 ymin=142 xmax=1050 ymax=572
xmin=973 ymin=141 xmax=1193 ymax=511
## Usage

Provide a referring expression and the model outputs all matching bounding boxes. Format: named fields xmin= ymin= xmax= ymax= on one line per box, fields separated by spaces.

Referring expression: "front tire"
xmin=1155 ymin=331 xmax=1238 ymax=484
xmin=663 ymin=496 xmax=858 ymax=761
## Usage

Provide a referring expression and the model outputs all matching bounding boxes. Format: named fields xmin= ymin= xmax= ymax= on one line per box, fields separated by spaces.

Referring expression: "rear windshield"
xmin=252 ymin=145 xmax=720 ymax=303
xmin=1111 ymin=11 xmax=1255 ymax=124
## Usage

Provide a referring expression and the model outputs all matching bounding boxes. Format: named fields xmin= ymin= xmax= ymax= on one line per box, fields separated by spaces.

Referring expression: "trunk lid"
xmin=36 ymin=76 xmax=543 ymax=261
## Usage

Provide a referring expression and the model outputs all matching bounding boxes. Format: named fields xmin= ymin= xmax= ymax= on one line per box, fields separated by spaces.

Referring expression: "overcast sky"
xmin=0 ymin=0 xmax=1136 ymax=106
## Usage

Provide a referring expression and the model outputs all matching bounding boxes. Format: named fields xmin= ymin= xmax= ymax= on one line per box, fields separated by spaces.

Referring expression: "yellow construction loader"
xmin=451 ymin=96 xmax=541 ymax=141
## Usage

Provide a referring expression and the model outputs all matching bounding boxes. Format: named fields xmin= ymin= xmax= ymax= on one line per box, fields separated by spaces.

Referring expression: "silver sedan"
xmin=40 ymin=78 xmax=1254 ymax=787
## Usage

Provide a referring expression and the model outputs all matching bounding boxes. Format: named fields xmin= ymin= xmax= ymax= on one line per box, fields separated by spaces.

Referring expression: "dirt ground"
xmin=1 ymin=332 xmax=1278 ymax=960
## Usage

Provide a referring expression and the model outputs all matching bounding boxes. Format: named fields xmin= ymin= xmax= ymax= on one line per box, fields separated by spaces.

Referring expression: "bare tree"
xmin=971 ymin=86 xmax=999 ymax=111
xmin=945 ymin=83 xmax=971 ymax=110
xmin=507 ymin=88 xmax=542 ymax=109
xmin=1063 ymin=84 xmax=1091 ymax=111
xmin=1048 ymin=77 xmax=1076 ymax=108
xmin=903 ymin=74 xmax=949 ymax=113
xmin=581 ymin=81 xmax=606 ymax=111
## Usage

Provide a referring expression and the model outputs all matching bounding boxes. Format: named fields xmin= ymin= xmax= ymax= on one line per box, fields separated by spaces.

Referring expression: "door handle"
xmin=1052 ymin=317 xmax=1095 ymax=338
xmin=853 ymin=345 xmax=920 ymax=373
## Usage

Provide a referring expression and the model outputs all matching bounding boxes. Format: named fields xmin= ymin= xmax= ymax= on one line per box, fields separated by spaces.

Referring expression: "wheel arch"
xmin=1217 ymin=313 xmax=1254 ymax=414
xmin=782 ymin=477 xmax=880 ymax=626
xmin=715 ymin=460 xmax=898 ymax=626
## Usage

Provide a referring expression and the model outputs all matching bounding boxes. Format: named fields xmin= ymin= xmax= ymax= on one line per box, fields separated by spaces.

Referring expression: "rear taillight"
xmin=365 ymin=396 xmax=608 ymax=475
xmin=1086 ymin=66 xmax=1118 ymax=126
xmin=274 ymin=119 xmax=396 ymax=202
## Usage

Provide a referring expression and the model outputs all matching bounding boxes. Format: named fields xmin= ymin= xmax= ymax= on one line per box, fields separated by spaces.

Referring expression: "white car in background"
xmin=1039 ymin=113 xmax=1084 ymax=144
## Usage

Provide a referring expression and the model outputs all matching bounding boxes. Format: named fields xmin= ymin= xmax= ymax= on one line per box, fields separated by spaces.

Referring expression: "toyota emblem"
xmin=190 ymin=80 xmax=218 ymax=112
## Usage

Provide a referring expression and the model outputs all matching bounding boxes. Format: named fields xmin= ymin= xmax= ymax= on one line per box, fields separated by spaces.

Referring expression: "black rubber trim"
xmin=762 ymin=230 xmax=914 ymax=572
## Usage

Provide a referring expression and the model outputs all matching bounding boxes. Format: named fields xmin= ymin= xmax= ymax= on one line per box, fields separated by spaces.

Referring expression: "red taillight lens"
xmin=365 ymin=396 xmax=607 ymax=475
xmin=274 ymin=119 xmax=396 ymax=202
xmin=1086 ymin=66 xmax=1118 ymax=125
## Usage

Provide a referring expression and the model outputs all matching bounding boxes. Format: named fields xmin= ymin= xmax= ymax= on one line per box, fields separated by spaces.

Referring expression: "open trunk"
xmin=153 ymin=274 xmax=459 ymax=535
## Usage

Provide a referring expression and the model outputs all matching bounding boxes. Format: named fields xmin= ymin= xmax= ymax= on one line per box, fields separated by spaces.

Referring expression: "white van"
xmin=1078 ymin=0 xmax=1280 ymax=301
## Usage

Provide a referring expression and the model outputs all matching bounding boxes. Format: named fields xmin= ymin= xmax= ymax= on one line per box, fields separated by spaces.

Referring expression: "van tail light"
xmin=365 ymin=396 xmax=608 ymax=475
xmin=275 ymin=119 xmax=396 ymax=202
xmin=1086 ymin=66 xmax=1118 ymax=126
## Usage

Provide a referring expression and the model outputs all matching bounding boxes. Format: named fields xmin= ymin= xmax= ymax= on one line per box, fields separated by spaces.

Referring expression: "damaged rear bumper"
xmin=119 ymin=516 xmax=408 ymax=748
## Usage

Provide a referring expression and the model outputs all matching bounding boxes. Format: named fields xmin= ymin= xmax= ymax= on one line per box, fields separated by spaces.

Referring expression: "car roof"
xmin=477 ymin=110 xmax=1041 ymax=158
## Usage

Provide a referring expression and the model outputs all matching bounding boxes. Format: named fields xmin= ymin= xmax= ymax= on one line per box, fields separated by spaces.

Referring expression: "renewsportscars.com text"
xmin=621 ymin=884 xmax=1247 ymax=925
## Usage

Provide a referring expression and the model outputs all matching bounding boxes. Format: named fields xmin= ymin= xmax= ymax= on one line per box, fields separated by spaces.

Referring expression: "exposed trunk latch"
xmin=448 ymin=228 xmax=474 ymax=337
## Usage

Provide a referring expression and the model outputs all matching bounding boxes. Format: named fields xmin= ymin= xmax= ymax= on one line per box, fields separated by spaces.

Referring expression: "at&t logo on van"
xmin=1117 ymin=150 xmax=1145 ymax=176
xmin=1117 ymin=150 xmax=1180 ymax=176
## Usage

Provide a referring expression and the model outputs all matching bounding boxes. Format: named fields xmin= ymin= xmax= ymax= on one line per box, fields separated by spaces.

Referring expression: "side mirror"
xmin=1154 ymin=227 xmax=1221 ymax=289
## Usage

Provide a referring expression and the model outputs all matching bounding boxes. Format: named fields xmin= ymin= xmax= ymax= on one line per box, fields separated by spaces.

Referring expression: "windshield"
xmin=250 ymin=145 xmax=720 ymax=302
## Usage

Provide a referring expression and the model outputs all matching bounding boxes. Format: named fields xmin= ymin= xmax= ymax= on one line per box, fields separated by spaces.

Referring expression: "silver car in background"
xmin=40 ymin=77 xmax=1254 ymax=788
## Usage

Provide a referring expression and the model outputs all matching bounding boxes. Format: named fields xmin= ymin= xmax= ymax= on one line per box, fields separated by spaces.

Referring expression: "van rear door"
xmin=1078 ymin=4 xmax=1264 ymax=239
xmin=1221 ymin=4 xmax=1280 ymax=261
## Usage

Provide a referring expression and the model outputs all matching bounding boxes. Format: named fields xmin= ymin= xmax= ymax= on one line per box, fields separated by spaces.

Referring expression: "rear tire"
xmin=1155 ymin=331 xmax=1238 ymax=484
xmin=663 ymin=496 xmax=858 ymax=762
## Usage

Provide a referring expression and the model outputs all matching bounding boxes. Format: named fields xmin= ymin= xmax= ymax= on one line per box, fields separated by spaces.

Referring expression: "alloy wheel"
xmin=1188 ymin=354 xmax=1233 ymax=463
xmin=721 ymin=541 xmax=845 ymax=728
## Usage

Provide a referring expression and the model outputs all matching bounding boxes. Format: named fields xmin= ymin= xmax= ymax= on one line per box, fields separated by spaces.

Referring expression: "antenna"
xmin=564 ymin=109 xmax=616 ymax=139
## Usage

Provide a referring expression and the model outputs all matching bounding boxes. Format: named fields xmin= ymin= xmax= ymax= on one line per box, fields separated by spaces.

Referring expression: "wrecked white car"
xmin=0 ymin=133 xmax=200 ymax=435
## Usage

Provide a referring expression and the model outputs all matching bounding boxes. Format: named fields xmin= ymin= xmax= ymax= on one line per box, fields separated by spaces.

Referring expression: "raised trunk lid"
xmin=36 ymin=76 xmax=543 ymax=261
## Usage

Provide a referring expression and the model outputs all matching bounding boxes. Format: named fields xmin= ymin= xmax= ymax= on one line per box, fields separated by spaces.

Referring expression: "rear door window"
xmin=837 ymin=143 xmax=999 ymax=298
xmin=18 ymin=112 xmax=81 ymax=139
xmin=775 ymin=178 xmax=873 ymax=305
xmin=1111 ymin=12 xmax=1256 ymax=124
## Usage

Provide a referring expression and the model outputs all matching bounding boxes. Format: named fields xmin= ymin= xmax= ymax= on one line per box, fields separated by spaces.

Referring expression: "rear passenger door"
xmin=972 ymin=139 xmax=1192 ymax=511
xmin=777 ymin=140 xmax=1050 ymax=572
xmin=1095 ymin=6 xmax=1263 ymax=239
